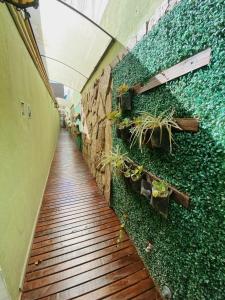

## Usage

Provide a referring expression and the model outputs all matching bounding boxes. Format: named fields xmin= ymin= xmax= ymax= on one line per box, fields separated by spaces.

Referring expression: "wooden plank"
xmin=29 ymin=230 xmax=124 ymax=265
xmin=39 ymin=199 xmax=106 ymax=216
xmin=38 ymin=202 xmax=108 ymax=221
xmin=22 ymin=254 xmax=140 ymax=299
xmin=174 ymin=118 xmax=199 ymax=133
xmin=26 ymin=241 xmax=133 ymax=282
xmin=35 ymin=210 xmax=115 ymax=234
xmin=132 ymin=287 xmax=162 ymax=299
xmin=34 ymin=212 xmax=116 ymax=238
xmin=24 ymin=247 xmax=136 ymax=291
xmin=32 ymin=220 xmax=120 ymax=250
xmin=26 ymin=235 xmax=130 ymax=273
xmin=33 ymin=216 xmax=119 ymax=244
xmin=76 ymin=270 xmax=150 ymax=300
xmin=36 ymin=207 xmax=111 ymax=228
xmin=35 ymin=262 xmax=144 ymax=300
xmin=104 ymin=277 xmax=154 ymax=299
xmin=137 ymin=48 xmax=211 ymax=94
xmin=41 ymin=199 xmax=107 ymax=212
xmin=30 ymin=224 xmax=121 ymax=257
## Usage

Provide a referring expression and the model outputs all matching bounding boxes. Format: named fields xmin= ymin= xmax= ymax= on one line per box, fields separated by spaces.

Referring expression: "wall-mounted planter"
xmin=141 ymin=177 xmax=171 ymax=218
xmin=123 ymin=160 xmax=145 ymax=193
xmin=138 ymin=118 xmax=198 ymax=151
xmin=151 ymin=195 xmax=170 ymax=218
xmin=124 ymin=176 xmax=143 ymax=193
xmin=116 ymin=125 xmax=133 ymax=141
xmin=144 ymin=127 xmax=170 ymax=151
xmin=117 ymin=90 xmax=132 ymax=112
xmin=141 ymin=178 xmax=151 ymax=199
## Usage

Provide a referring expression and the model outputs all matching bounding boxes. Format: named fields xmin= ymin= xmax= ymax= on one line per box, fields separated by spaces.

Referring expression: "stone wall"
xmin=81 ymin=65 xmax=112 ymax=204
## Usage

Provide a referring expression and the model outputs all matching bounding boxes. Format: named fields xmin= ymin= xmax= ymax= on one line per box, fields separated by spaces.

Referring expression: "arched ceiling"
xmin=29 ymin=0 xmax=112 ymax=93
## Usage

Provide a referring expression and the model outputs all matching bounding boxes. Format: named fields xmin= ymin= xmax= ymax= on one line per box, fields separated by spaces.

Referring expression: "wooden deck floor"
xmin=22 ymin=130 xmax=162 ymax=300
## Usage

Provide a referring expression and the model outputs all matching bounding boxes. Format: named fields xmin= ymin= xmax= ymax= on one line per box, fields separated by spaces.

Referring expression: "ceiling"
xmin=29 ymin=0 xmax=112 ymax=93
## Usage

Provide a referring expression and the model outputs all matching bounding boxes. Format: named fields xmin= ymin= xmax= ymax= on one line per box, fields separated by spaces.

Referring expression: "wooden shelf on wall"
xmin=174 ymin=118 xmax=199 ymax=133
xmin=146 ymin=172 xmax=190 ymax=208
xmin=132 ymin=48 xmax=211 ymax=95
xmin=128 ymin=160 xmax=190 ymax=208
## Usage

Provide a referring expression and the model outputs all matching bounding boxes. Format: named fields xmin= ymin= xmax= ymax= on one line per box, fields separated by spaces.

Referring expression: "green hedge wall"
xmin=111 ymin=0 xmax=225 ymax=299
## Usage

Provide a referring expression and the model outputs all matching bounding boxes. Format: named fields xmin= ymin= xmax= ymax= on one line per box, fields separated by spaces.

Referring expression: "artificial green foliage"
xmin=111 ymin=0 xmax=225 ymax=299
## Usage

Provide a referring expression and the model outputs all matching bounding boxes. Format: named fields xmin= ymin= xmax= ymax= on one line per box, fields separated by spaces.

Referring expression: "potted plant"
xmin=99 ymin=146 xmax=128 ymax=176
xmin=117 ymin=118 xmax=133 ymax=140
xmin=106 ymin=110 xmax=122 ymax=124
xmin=140 ymin=178 xmax=152 ymax=200
xmin=151 ymin=180 xmax=172 ymax=218
xmin=130 ymin=110 xmax=181 ymax=152
xmin=123 ymin=163 xmax=144 ymax=193
xmin=117 ymin=83 xmax=132 ymax=112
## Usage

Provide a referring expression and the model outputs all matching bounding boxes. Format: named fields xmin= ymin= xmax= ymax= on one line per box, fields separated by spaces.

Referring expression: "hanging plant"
xmin=106 ymin=110 xmax=122 ymax=124
xmin=117 ymin=83 xmax=132 ymax=112
xmin=99 ymin=147 xmax=143 ymax=193
xmin=151 ymin=180 xmax=172 ymax=218
xmin=98 ymin=146 xmax=129 ymax=176
xmin=123 ymin=163 xmax=144 ymax=193
xmin=130 ymin=110 xmax=181 ymax=152
xmin=116 ymin=118 xmax=133 ymax=140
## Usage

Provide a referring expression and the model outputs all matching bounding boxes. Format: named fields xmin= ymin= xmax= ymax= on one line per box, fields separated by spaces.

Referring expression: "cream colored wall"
xmin=0 ymin=5 xmax=59 ymax=299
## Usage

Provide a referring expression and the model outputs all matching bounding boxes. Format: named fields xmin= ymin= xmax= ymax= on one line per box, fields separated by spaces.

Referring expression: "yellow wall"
xmin=0 ymin=5 xmax=59 ymax=299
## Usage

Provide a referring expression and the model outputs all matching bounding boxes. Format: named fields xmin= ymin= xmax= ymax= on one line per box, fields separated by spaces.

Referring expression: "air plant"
xmin=117 ymin=83 xmax=129 ymax=96
xmin=124 ymin=165 xmax=144 ymax=182
xmin=98 ymin=146 xmax=129 ymax=176
xmin=117 ymin=118 xmax=132 ymax=129
xmin=130 ymin=110 xmax=181 ymax=152
xmin=117 ymin=118 xmax=133 ymax=140
xmin=152 ymin=180 xmax=170 ymax=198
xmin=106 ymin=110 xmax=122 ymax=123
xmin=151 ymin=180 xmax=172 ymax=218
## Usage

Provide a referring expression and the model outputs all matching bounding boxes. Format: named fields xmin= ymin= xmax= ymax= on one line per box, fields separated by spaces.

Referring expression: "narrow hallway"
xmin=21 ymin=130 xmax=161 ymax=300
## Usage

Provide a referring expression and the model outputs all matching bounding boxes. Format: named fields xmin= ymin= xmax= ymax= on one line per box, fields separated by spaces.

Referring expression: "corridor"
xmin=21 ymin=130 xmax=161 ymax=300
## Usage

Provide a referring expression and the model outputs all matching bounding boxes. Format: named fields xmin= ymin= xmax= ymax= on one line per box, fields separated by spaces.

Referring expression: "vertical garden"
xmin=110 ymin=0 xmax=225 ymax=298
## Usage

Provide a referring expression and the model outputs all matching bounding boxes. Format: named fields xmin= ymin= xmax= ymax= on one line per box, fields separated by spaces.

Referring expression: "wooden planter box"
xmin=144 ymin=127 xmax=170 ymax=151
xmin=124 ymin=176 xmax=143 ymax=193
xmin=142 ymin=118 xmax=199 ymax=151
xmin=151 ymin=195 xmax=170 ymax=218
xmin=116 ymin=125 xmax=133 ymax=141
xmin=141 ymin=178 xmax=170 ymax=218
xmin=117 ymin=90 xmax=132 ymax=112
xmin=140 ymin=178 xmax=152 ymax=200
